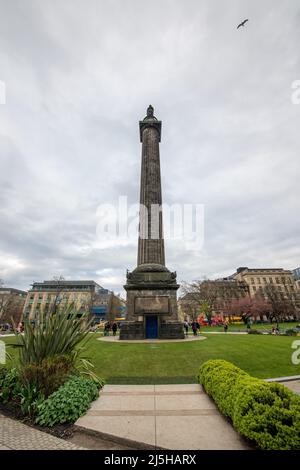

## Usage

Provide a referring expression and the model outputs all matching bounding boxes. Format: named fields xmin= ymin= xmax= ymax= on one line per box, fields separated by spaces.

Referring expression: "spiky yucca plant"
xmin=13 ymin=305 xmax=93 ymax=366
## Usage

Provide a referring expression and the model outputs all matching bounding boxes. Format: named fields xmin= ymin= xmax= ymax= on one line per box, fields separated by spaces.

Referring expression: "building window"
xmin=251 ymin=278 xmax=255 ymax=284
xmin=269 ymin=278 xmax=273 ymax=283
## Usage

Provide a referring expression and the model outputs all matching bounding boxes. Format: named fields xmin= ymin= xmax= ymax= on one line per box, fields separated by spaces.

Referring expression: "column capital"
xmin=139 ymin=105 xmax=161 ymax=142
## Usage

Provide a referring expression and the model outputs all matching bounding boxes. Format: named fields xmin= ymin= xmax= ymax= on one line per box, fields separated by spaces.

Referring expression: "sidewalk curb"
xmin=265 ymin=375 xmax=300 ymax=383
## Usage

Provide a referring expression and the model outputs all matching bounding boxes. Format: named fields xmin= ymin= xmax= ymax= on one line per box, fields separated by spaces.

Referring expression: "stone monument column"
xmin=120 ymin=106 xmax=184 ymax=340
xmin=138 ymin=105 xmax=165 ymax=266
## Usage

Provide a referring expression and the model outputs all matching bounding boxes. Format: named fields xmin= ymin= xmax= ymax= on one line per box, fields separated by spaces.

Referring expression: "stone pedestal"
xmin=120 ymin=264 xmax=184 ymax=340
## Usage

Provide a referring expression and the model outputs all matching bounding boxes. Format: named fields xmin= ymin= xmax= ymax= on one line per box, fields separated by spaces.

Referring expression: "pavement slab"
xmin=75 ymin=384 xmax=251 ymax=450
xmin=98 ymin=335 xmax=207 ymax=343
xmin=0 ymin=414 xmax=84 ymax=450
xmin=280 ymin=380 xmax=300 ymax=394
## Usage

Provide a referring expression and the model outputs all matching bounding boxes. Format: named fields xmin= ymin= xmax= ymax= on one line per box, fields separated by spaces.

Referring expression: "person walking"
xmin=112 ymin=322 xmax=118 ymax=336
xmin=104 ymin=322 xmax=110 ymax=336
xmin=224 ymin=323 xmax=228 ymax=333
xmin=184 ymin=320 xmax=189 ymax=336
xmin=191 ymin=321 xmax=198 ymax=336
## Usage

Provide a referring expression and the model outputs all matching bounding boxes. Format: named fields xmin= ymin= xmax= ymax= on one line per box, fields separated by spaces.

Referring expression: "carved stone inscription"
xmin=135 ymin=296 xmax=169 ymax=314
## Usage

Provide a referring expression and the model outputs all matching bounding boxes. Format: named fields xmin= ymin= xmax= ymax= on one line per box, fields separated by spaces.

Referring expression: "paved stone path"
xmin=0 ymin=414 xmax=84 ymax=450
xmin=203 ymin=331 xmax=248 ymax=334
xmin=75 ymin=384 xmax=250 ymax=450
xmin=265 ymin=376 xmax=300 ymax=395
xmin=280 ymin=380 xmax=300 ymax=394
xmin=98 ymin=335 xmax=207 ymax=343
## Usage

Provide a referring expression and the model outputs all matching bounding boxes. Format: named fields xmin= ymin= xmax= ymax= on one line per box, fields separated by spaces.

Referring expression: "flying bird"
xmin=237 ymin=19 xmax=249 ymax=29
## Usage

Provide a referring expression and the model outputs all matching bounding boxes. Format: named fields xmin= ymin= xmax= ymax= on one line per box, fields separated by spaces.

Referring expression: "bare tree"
xmin=0 ymin=294 xmax=13 ymax=323
xmin=182 ymin=278 xmax=248 ymax=325
xmin=0 ymin=280 xmax=24 ymax=325
xmin=262 ymin=284 xmax=297 ymax=326
xmin=106 ymin=292 xmax=123 ymax=323
xmin=0 ymin=280 xmax=13 ymax=323
xmin=222 ymin=296 xmax=271 ymax=324
xmin=50 ymin=276 xmax=65 ymax=315
xmin=182 ymin=280 xmax=224 ymax=325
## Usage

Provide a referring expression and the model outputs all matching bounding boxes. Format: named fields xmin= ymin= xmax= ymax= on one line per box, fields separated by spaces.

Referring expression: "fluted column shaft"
xmin=137 ymin=125 xmax=165 ymax=266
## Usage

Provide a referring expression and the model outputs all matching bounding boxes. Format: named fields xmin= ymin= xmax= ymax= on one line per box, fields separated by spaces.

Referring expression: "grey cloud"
xmin=0 ymin=0 xmax=299 ymax=293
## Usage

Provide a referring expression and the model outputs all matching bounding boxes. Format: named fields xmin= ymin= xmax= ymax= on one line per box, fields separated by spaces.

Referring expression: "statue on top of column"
xmin=144 ymin=104 xmax=157 ymax=121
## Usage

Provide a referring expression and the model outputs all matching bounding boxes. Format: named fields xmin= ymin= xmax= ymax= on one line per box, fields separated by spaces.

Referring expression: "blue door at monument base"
xmin=146 ymin=316 xmax=158 ymax=339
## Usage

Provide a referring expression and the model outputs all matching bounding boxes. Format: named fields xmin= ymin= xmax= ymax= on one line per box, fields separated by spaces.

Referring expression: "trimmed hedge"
xmin=36 ymin=375 xmax=102 ymax=426
xmin=198 ymin=360 xmax=300 ymax=450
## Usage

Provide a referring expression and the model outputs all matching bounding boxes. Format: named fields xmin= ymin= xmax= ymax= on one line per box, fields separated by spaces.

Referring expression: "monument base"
xmin=119 ymin=322 xmax=144 ymax=340
xmin=120 ymin=263 xmax=184 ymax=341
xmin=120 ymin=320 xmax=184 ymax=340
xmin=160 ymin=321 xmax=185 ymax=339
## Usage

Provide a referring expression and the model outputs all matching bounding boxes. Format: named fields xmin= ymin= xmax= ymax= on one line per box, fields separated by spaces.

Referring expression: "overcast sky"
xmin=0 ymin=0 xmax=300 ymax=295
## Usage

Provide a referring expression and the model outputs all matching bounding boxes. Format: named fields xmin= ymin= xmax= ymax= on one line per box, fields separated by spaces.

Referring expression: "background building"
xmin=233 ymin=267 xmax=297 ymax=300
xmin=0 ymin=287 xmax=27 ymax=325
xmin=23 ymin=280 xmax=125 ymax=323
xmin=180 ymin=266 xmax=300 ymax=323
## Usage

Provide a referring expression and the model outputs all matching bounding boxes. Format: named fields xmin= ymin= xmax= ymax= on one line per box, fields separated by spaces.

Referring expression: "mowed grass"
xmin=3 ymin=333 xmax=300 ymax=384
xmin=199 ymin=322 xmax=299 ymax=333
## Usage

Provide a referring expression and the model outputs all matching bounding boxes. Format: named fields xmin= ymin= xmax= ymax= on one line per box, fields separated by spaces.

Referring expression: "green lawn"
xmin=3 ymin=333 xmax=300 ymax=384
xmin=199 ymin=322 xmax=299 ymax=333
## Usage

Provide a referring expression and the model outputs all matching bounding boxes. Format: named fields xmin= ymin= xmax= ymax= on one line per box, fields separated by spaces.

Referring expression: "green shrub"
xmin=36 ymin=375 xmax=103 ymax=427
xmin=0 ymin=367 xmax=44 ymax=417
xmin=285 ymin=329 xmax=298 ymax=337
xmin=21 ymin=355 xmax=74 ymax=397
xmin=13 ymin=305 xmax=93 ymax=366
xmin=18 ymin=382 xmax=44 ymax=419
xmin=247 ymin=329 xmax=263 ymax=335
xmin=0 ymin=367 xmax=20 ymax=403
xmin=12 ymin=306 xmax=99 ymax=399
xmin=198 ymin=360 xmax=300 ymax=450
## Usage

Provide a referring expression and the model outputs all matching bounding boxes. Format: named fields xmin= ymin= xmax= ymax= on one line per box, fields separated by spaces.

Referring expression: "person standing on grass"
xmin=224 ymin=323 xmax=228 ymax=333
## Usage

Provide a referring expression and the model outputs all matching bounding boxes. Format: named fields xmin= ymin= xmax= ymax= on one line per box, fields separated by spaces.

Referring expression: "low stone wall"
xmin=120 ymin=320 xmax=184 ymax=340
xmin=160 ymin=321 xmax=185 ymax=339
xmin=120 ymin=322 xmax=144 ymax=340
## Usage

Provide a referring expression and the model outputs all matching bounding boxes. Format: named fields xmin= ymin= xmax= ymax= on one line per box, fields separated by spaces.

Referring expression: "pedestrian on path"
xmin=112 ymin=322 xmax=118 ymax=336
xmin=224 ymin=323 xmax=228 ymax=333
xmin=104 ymin=322 xmax=110 ymax=336
xmin=184 ymin=320 xmax=189 ymax=336
xmin=191 ymin=321 xmax=198 ymax=336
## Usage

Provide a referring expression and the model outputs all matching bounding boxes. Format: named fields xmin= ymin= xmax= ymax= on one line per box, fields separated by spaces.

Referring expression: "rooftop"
xmin=29 ymin=280 xmax=107 ymax=292
xmin=236 ymin=267 xmax=292 ymax=274
xmin=0 ymin=287 xmax=27 ymax=295
xmin=32 ymin=280 xmax=99 ymax=286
